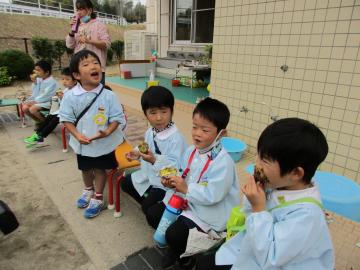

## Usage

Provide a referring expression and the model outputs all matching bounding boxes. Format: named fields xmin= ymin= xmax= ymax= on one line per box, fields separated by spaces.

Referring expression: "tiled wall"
xmin=211 ymin=0 xmax=360 ymax=184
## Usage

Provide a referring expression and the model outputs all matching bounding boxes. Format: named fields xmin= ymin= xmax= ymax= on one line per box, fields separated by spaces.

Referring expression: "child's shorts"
xmin=77 ymin=151 xmax=117 ymax=170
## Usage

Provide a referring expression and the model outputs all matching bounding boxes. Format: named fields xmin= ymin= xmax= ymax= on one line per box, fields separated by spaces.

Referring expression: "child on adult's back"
xmin=157 ymin=97 xmax=241 ymax=269
xmin=195 ymin=118 xmax=334 ymax=270
xmin=59 ymin=50 xmax=126 ymax=219
xmin=121 ymin=86 xmax=187 ymax=221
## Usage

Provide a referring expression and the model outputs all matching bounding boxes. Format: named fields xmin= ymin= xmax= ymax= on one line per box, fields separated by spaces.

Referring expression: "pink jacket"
xmin=66 ymin=19 xmax=111 ymax=72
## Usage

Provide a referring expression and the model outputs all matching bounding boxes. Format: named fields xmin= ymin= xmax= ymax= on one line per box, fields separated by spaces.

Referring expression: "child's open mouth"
xmin=194 ymin=139 xmax=201 ymax=145
xmin=90 ymin=71 xmax=99 ymax=79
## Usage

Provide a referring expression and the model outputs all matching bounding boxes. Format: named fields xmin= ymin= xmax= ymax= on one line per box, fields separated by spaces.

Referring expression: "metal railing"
xmin=0 ymin=0 xmax=128 ymax=26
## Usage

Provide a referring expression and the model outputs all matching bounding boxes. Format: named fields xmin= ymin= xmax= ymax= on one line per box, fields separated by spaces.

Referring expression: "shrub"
xmin=107 ymin=48 xmax=114 ymax=63
xmin=53 ymin=40 xmax=67 ymax=68
xmin=31 ymin=36 xmax=54 ymax=64
xmin=0 ymin=50 xmax=34 ymax=80
xmin=111 ymin=40 xmax=124 ymax=60
xmin=0 ymin=66 xmax=12 ymax=86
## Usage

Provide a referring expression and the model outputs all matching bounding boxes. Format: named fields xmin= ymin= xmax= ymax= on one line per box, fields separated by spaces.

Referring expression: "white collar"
xmin=73 ymin=83 xmax=103 ymax=96
xmin=41 ymin=76 xmax=53 ymax=83
xmin=271 ymin=183 xmax=322 ymax=205
xmin=155 ymin=124 xmax=178 ymax=140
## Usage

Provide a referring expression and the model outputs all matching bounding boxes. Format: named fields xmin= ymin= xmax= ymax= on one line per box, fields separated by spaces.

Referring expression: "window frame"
xmin=171 ymin=0 xmax=215 ymax=45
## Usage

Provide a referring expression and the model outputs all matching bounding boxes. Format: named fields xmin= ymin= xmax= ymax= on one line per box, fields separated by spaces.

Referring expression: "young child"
xmin=157 ymin=97 xmax=240 ymax=269
xmin=195 ymin=118 xmax=334 ymax=270
xmin=24 ymin=67 xmax=77 ymax=146
xmin=59 ymin=50 xmax=126 ymax=218
xmin=121 ymin=86 xmax=187 ymax=222
xmin=22 ymin=60 xmax=58 ymax=122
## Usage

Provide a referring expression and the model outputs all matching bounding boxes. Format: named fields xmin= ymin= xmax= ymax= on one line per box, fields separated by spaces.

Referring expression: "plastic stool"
xmin=107 ymin=141 xmax=140 ymax=218
xmin=313 ymin=171 xmax=360 ymax=222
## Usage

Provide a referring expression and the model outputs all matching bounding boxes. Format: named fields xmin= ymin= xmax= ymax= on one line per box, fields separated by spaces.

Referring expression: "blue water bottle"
xmin=153 ymin=194 xmax=185 ymax=247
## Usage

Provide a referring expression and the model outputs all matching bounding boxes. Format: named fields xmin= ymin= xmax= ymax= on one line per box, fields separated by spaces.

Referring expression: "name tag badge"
xmin=93 ymin=106 xmax=107 ymax=125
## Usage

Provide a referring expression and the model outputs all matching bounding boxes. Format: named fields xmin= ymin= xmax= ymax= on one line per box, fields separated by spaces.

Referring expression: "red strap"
xmin=197 ymin=156 xmax=211 ymax=183
xmin=181 ymin=148 xmax=211 ymax=182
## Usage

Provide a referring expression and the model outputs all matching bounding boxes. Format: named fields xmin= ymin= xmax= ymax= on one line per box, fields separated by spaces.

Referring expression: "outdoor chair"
xmin=107 ymin=141 xmax=140 ymax=218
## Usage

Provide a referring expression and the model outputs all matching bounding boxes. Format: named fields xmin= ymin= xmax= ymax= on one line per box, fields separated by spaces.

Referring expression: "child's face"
xmin=145 ymin=106 xmax=172 ymax=130
xmin=61 ymin=75 xmax=76 ymax=89
xmin=74 ymin=55 xmax=102 ymax=88
xmin=192 ymin=113 xmax=218 ymax=150
xmin=34 ymin=66 xmax=49 ymax=79
xmin=255 ymin=157 xmax=304 ymax=190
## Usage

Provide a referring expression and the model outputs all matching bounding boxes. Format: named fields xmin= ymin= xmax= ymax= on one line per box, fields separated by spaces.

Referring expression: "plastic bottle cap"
xmin=168 ymin=194 xmax=185 ymax=210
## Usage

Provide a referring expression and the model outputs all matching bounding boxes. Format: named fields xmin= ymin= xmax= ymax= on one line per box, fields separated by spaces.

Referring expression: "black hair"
xmin=141 ymin=86 xmax=175 ymax=114
xmin=69 ymin=50 xmax=101 ymax=76
xmin=257 ymin=118 xmax=328 ymax=184
xmin=61 ymin=67 xmax=75 ymax=80
xmin=76 ymin=0 xmax=97 ymax=19
xmin=35 ymin=60 xmax=52 ymax=75
xmin=193 ymin=97 xmax=230 ymax=132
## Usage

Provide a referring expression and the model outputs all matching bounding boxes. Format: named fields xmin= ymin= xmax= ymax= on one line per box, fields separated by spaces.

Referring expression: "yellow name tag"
xmin=93 ymin=113 xmax=107 ymax=125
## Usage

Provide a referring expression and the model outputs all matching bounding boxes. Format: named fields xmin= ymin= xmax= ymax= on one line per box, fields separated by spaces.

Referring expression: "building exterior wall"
xmin=159 ymin=0 xmax=170 ymax=57
xmin=211 ymin=0 xmax=360 ymax=184
xmin=146 ymin=0 xmax=157 ymax=33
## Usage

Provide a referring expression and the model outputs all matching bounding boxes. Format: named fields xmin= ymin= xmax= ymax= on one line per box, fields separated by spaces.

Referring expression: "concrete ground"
xmin=1 ymin=67 xmax=360 ymax=269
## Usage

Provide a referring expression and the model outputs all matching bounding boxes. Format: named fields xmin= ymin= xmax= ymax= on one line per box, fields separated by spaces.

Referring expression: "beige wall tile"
xmin=211 ymin=0 xmax=360 ymax=189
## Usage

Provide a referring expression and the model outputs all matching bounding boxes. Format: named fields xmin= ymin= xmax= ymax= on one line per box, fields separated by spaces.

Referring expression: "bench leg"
xmin=114 ymin=172 xmax=125 ymax=218
xmin=61 ymin=126 xmax=68 ymax=152
xmin=18 ymin=104 xmax=26 ymax=128
xmin=107 ymin=168 xmax=117 ymax=210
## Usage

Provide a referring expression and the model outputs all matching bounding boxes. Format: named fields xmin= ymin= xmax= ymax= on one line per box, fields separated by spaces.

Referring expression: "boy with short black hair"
xmin=59 ymin=50 xmax=126 ymax=218
xmin=196 ymin=118 xmax=334 ymax=270
xmin=122 ymin=86 xmax=187 ymax=220
xmin=157 ymin=97 xmax=240 ymax=269
xmin=24 ymin=67 xmax=77 ymax=146
xmin=22 ymin=60 xmax=58 ymax=122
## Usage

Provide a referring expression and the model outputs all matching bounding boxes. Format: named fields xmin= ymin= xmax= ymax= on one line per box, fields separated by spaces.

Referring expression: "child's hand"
xmin=161 ymin=177 xmax=175 ymax=188
xmin=139 ymin=149 xmax=156 ymax=165
xmin=241 ymin=175 xmax=266 ymax=212
xmin=125 ymin=150 xmax=140 ymax=161
xmin=167 ymin=176 xmax=188 ymax=194
xmin=76 ymin=133 xmax=91 ymax=144
xmin=88 ymin=130 xmax=110 ymax=141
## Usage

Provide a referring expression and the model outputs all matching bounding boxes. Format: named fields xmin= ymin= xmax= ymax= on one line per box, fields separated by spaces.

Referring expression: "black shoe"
xmin=178 ymin=256 xmax=196 ymax=270
xmin=161 ymin=251 xmax=177 ymax=269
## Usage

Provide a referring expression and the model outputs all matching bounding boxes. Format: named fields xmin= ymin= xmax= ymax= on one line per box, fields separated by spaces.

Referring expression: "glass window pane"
xmin=194 ymin=10 xmax=214 ymax=43
xmin=195 ymin=0 xmax=215 ymax=10
xmin=178 ymin=0 xmax=192 ymax=9
xmin=175 ymin=0 xmax=191 ymax=40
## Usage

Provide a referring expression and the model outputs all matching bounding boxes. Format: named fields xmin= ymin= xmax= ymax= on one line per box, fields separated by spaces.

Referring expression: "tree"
xmin=101 ymin=0 xmax=115 ymax=15
xmin=53 ymin=40 xmax=67 ymax=68
xmin=133 ymin=2 xmax=146 ymax=22
xmin=31 ymin=37 xmax=54 ymax=65
xmin=111 ymin=40 xmax=124 ymax=60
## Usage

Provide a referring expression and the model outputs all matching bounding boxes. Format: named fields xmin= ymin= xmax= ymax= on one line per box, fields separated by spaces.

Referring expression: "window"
xmin=174 ymin=0 xmax=192 ymax=41
xmin=172 ymin=0 xmax=215 ymax=44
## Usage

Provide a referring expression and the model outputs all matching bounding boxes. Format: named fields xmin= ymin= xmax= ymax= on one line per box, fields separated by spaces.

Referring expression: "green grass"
xmin=106 ymin=76 xmax=209 ymax=104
